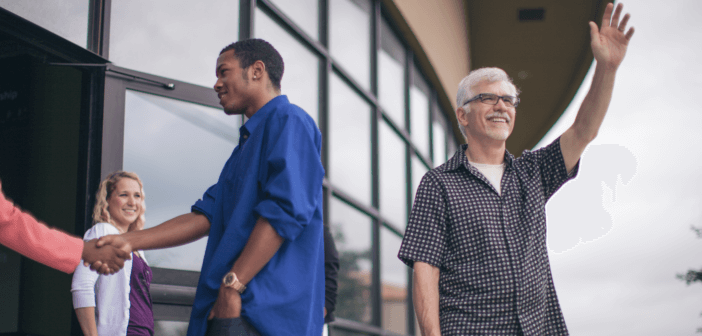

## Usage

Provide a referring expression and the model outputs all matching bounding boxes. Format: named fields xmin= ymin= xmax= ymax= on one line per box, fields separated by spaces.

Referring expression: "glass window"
xmin=411 ymin=155 xmax=428 ymax=203
xmin=432 ymin=101 xmax=447 ymax=166
xmin=123 ymin=90 xmax=240 ymax=271
xmin=154 ymin=321 xmax=189 ymax=336
xmin=381 ymin=227 xmax=408 ymax=334
xmin=0 ymin=0 xmax=89 ymax=48
xmin=378 ymin=19 xmax=406 ymax=129
xmin=330 ymin=197 xmax=373 ymax=324
xmin=255 ymin=8 xmax=319 ymax=123
xmin=432 ymin=122 xmax=446 ymax=167
xmin=329 ymin=0 xmax=371 ymax=91
xmin=109 ymin=0 xmax=239 ymax=87
xmin=329 ymin=73 xmax=371 ymax=206
xmin=448 ymin=135 xmax=458 ymax=158
xmin=268 ymin=0 xmax=318 ymax=41
xmin=410 ymin=66 xmax=430 ymax=159
xmin=379 ymin=121 xmax=407 ymax=226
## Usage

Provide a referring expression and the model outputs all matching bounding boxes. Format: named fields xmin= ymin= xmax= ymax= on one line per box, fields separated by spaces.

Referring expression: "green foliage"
xmin=678 ymin=226 xmax=702 ymax=333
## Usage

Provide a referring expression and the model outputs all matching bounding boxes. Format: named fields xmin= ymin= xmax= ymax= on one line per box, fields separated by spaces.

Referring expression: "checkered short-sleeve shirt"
xmin=398 ymin=137 xmax=578 ymax=336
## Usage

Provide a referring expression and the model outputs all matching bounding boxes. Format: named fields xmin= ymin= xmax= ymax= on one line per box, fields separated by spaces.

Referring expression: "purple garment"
xmin=127 ymin=252 xmax=154 ymax=336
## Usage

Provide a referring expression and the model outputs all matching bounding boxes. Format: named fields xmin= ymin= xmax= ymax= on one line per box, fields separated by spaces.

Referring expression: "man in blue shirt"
xmin=98 ymin=39 xmax=325 ymax=335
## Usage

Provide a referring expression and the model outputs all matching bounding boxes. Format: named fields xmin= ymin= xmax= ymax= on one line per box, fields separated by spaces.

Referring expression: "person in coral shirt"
xmin=0 ymin=180 xmax=129 ymax=274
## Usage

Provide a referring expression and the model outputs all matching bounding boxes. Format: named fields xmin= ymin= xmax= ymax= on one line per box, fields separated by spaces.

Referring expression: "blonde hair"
xmin=92 ymin=171 xmax=146 ymax=231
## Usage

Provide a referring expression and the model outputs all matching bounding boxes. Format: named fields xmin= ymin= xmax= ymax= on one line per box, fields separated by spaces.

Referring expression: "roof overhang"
xmin=466 ymin=0 xmax=612 ymax=154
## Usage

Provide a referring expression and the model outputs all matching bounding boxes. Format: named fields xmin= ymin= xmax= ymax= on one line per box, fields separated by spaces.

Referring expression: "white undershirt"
xmin=470 ymin=161 xmax=506 ymax=195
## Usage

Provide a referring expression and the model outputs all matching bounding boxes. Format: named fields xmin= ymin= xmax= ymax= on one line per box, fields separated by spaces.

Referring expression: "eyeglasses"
xmin=462 ymin=93 xmax=520 ymax=108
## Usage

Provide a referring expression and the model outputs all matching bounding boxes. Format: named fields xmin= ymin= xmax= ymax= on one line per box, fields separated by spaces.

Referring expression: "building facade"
xmin=0 ymin=0 xmax=607 ymax=335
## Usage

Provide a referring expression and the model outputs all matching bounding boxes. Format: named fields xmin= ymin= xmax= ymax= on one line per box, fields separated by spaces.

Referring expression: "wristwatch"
xmin=222 ymin=272 xmax=246 ymax=294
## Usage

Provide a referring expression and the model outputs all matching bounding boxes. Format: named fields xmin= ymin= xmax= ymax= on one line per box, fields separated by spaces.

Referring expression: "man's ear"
xmin=250 ymin=60 xmax=266 ymax=81
xmin=456 ymin=106 xmax=469 ymax=127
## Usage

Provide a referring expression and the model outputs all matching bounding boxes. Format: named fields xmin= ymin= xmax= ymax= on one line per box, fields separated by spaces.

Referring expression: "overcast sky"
xmin=534 ymin=1 xmax=702 ymax=334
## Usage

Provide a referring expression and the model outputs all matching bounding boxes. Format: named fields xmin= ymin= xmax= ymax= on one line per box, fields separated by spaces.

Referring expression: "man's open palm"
xmin=590 ymin=2 xmax=635 ymax=70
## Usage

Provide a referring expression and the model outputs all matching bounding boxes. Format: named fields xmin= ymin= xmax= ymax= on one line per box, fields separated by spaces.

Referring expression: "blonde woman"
xmin=71 ymin=171 xmax=153 ymax=336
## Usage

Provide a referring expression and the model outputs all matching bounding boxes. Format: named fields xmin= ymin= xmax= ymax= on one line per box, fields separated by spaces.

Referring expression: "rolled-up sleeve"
xmin=192 ymin=183 xmax=219 ymax=224
xmin=253 ymin=114 xmax=324 ymax=241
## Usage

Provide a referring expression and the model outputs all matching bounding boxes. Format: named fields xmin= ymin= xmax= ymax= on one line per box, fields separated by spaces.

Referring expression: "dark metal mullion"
xmin=100 ymin=73 xmax=127 ymax=178
xmin=239 ymin=0 xmax=256 ymax=40
xmin=330 ymin=63 xmax=378 ymax=108
xmin=319 ymin=0 xmax=330 ymax=181
xmin=320 ymin=0 xmax=332 ymax=269
xmin=412 ymin=139 xmax=433 ymax=171
xmin=71 ymin=62 xmax=108 ymax=336
xmin=87 ymin=0 xmax=111 ymax=58
xmin=257 ymin=0 xmax=330 ymax=60
xmin=404 ymin=41 xmax=417 ymax=336
xmin=444 ymin=111 xmax=451 ymax=162
xmin=107 ymin=65 xmax=220 ymax=109
xmin=330 ymin=187 xmax=380 ymax=221
xmin=383 ymin=110 xmax=431 ymax=172
xmin=381 ymin=221 xmax=404 ymax=239
xmin=428 ymin=91 xmax=437 ymax=167
xmin=370 ymin=0 xmax=382 ymax=329
xmin=75 ymin=68 xmax=106 ymax=234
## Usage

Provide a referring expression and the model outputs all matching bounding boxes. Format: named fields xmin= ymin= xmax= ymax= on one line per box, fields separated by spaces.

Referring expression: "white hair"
xmin=455 ymin=67 xmax=519 ymax=138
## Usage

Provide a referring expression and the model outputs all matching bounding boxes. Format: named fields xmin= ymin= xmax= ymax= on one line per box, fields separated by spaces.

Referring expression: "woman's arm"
xmin=75 ymin=307 xmax=98 ymax=336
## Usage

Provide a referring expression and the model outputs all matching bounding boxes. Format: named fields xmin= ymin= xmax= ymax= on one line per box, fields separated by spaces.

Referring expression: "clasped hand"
xmin=82 ymin=235 xmax=133 ymax=275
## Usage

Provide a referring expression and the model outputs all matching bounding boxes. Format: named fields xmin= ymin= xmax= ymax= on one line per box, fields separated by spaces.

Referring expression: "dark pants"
xmin=205 ymin=317 xmax=261 ymax=336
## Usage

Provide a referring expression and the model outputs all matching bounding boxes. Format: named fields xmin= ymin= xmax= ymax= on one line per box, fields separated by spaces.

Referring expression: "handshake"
xmin=81 ymin=235 xmax=133 ymax=275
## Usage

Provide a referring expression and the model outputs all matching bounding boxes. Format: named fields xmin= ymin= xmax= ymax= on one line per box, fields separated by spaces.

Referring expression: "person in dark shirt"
xmin=399 ymin=3 xmax=635 ymax=335
xmin=324 ymin=223 xmax=339 ymax=325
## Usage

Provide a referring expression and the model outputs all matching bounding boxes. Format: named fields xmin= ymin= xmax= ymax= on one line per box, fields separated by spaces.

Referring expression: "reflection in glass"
xmin=379 ymin=121 xmax=407 ymax=226
xmin=123 ymin=90 xmax=240 ymax=271
xmin=411 ymin=155 xmax=429 ymax=203
xmin=433 ymin=122 xmax=446 ymax=167
xmin=330 ymin=0 xmax=371 ymax=91
xmin=378 ymin=19 xmax=406 ymax=129
xmin=329 ymin=73 xmax=371 ymax=206
xmin=154 ymin=321 xmax=188 ymax=336
xmin=411 ymin=68 xmax=430 ymax=158
xmin=255 ymin=8 xmax=319 ymax=123
xmin=268 ymin=0 xmax=318 ymax=41
xmin=330 ymin=197 xmax=372 ymax=324
xmin=0 ymin=0 xmax=89 ymax=48
xmin=381 ymin=227 xmax=408 ymax=334
xmin=110 ymin=0 xmax=239 ymax=87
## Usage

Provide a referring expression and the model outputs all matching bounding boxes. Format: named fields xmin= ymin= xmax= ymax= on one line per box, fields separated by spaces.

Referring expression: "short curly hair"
xmin=92 ymin=171 xmax=146 ymax=231
xmin=220 ymin=38 xmax=285 ymax=91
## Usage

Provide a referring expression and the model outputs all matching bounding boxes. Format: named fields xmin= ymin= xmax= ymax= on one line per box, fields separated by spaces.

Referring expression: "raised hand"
xmin=81 ymin=239 xmax=131 ymax=275
xmin=589 ymin=2 xmax=635 ymax=70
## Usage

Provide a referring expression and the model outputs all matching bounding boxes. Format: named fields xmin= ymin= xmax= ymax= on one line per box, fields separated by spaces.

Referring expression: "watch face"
xmin=224 ymin=273 xmax=234 ymax=285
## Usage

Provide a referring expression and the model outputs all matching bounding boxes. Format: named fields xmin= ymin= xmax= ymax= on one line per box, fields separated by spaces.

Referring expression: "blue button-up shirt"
xmin=188 ymin=95 xmax=325 ymax=336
